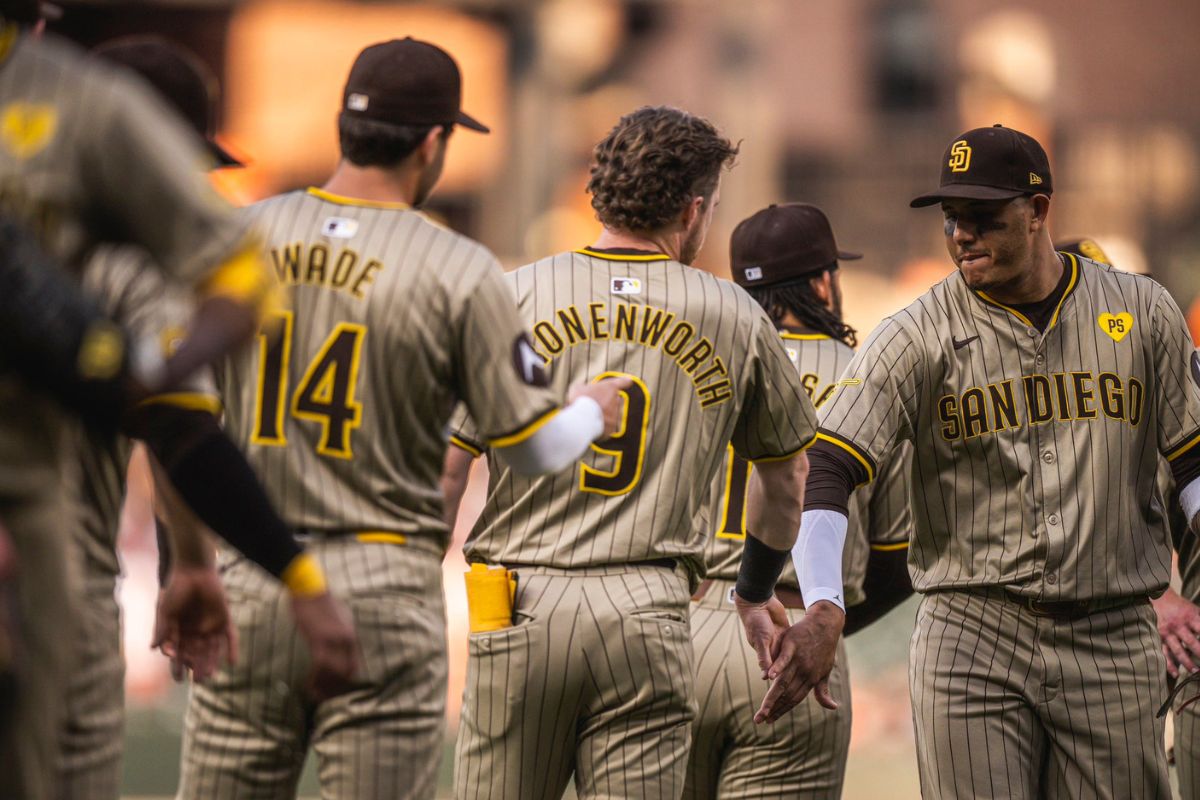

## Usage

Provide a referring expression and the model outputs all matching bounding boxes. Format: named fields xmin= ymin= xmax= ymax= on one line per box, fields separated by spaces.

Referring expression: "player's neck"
xmin=320 ymin=162 xmax=420 ymax=207
xmin=592 ymin=228 xmax=679 ymax=260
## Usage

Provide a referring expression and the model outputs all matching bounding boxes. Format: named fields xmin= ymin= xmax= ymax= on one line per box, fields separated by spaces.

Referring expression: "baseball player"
xmin=684 ymin=203 xmax=913 ymax=800
xmin=0 ymin=7 xmax=352 ymax=796
xmin=176 ymin=38 xmax=626 ymax=800
xmin=444 ymin=106 xmax=816 ymax=800
xmin=770 ymin=124 xmax=1200 ymax=799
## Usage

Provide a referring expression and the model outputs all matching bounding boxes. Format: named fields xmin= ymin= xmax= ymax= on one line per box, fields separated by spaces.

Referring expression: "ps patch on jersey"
xmin=513 ymin=333 xmax=550 ymax=387
xmin=321 ymin=217 xmax=359 ymax=239
xmin=785 ymin=346 xmax=798 ymax=364
xmin=611 ymin=276 xmax=642 ymax=295
xmin=1098 ymin=312 xmax=1134 ymax=343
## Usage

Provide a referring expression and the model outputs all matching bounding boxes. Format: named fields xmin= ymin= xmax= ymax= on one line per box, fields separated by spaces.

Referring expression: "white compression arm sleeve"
xmin=494 ymin=396 xmax=604 ymax=476
xmin=792 ymin=509 xmax=848 ymax=612
xmin=1182 ymin=476 xmax=1200 ymax=532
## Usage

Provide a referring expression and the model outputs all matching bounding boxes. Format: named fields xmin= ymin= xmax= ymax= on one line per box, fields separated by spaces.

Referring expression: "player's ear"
xmin=809 ymin=271 xmax=833 ymax=307
xmin=1028 ymin=194 xmax=1051 ymax=231
xmin=680 ymin=195 xmax=705 ymax=231
xmin=418 ymin=126 xmax=446 ymax=165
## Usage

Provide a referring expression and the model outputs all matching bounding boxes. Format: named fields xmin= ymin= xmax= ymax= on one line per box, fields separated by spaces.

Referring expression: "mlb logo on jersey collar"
xmin=611 ymin=276 xmax=642 ymax=295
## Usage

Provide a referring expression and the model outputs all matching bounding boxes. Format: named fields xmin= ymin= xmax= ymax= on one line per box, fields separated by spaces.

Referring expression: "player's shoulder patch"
xmin=512 ymin=333 xmax=550 ymax=387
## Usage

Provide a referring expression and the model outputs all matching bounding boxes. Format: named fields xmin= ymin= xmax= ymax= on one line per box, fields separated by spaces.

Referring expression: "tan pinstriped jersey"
xmin=702 ymin=333 xmax=911 ymax=602
xmin=451 ymin=248 xmax=817 ymax=576
xmin=75 ymin=247 xmax=218 ymax=578
xmin=0 ymin=32 xmax=243 ymax=280
xmin=817 ymin=253 xmax=1200 ymax=602
xmin=216 ymin=188 xmax=558 ymax=551
xmin=0 ymin=31 xmax=246 ymax=484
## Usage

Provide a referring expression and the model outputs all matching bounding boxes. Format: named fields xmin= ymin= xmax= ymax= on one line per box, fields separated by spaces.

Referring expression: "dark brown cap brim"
xmin=456 ymin=110 xmax=489 ymax=133
xmin=909 ymin=184 xmax=1026 ymax=208
xmin=837 ymin=250 xmax=862 ymax=261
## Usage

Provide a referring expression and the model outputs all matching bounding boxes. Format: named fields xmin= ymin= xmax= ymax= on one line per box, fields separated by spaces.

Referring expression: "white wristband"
xmin=1182 ymin=477 xmax=1200 ymax=531
xmin=793 ymin=509 xmax=848 ymax=612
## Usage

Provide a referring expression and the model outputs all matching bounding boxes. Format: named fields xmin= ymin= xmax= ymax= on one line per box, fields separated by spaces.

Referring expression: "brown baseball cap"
xmin=342 ymin=38 xmax=488 ymax=134
xmin=910 ymin=124 xmax=1052 ymax=208
xmin=730 ymin=203 xmax=861 ymax=288
xmin=94 ymin=36 xmax=242 ymax=168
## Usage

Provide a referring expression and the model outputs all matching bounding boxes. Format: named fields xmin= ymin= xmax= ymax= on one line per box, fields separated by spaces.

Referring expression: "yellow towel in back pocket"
xmin=464 ymin=563 xmax=517 ymax=633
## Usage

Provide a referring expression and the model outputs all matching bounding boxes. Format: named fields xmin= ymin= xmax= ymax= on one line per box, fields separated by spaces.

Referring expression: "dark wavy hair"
xmin=587 ymin=106 xmax=739 ymax=232
xmin=746 ymin=274 xmax=857 ymax=348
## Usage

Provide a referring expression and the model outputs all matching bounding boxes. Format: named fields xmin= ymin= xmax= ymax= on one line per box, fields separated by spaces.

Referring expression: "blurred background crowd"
xmin=45 ymin=0 xmax=1200 ymax=796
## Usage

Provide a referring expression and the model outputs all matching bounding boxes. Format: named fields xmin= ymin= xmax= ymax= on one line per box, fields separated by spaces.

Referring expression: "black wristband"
xmin=735 ymin=534 xmax=791 ymax=604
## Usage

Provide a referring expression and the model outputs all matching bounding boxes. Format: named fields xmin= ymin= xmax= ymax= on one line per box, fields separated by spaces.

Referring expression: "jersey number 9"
xmin=579 ymin=371 xmax=650 ymax=496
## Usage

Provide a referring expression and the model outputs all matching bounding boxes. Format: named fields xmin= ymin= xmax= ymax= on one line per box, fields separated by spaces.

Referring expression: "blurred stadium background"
xmin=46 ymin=0 xmax=1200 ymax=796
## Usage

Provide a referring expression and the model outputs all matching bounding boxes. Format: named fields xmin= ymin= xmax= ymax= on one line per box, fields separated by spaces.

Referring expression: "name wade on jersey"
xmin=938 ymin=371 xmax=1144 ymax=442
xmin=530 ymin=302 xmax=733 ymax=409
xmin=270 ymin=241 xmax=383 ymax=299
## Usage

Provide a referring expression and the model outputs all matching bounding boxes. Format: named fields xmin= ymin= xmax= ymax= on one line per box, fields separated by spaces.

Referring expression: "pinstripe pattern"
xmin=910 ymin=591 xmax=1170 ymax=799
xmin=818 ymin=255 xmax=1200 ymax=601
xmin=452 ymin=249 xmax=814 ymax=799
xmin=179 ymin=540 xmax=447 ymax=800
xmin=55 ymin=573 xmax=123 ymax=800
xmin=217 ymin=189 xmax=557 ymax=550
xmin=455 ymin=564 xmax=695 ymax=800
xmin=700 ymin=333 xmax=911 ymax=602
xmin=453 ymin=250 xmax=816 ymax=573
xmin=190 ymin=188 xmax=552 ymax=799
xmin=683 ymin=581 xmax=851 ymax=800
xmin=1176 ymin=702 xmax=1200 ymax=799
xmin=0 ymin=31 xmax=246 ymax=799
xmin=811 ymin=254 xmax=1200 ymax=797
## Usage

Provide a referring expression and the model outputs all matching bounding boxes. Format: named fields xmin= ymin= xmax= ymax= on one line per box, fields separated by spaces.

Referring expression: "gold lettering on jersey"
xmin=269 ymin=242 xmax=385 ymax=299
xmin=1098 ymin=312 xmax=1134 ymax=343
xmin=532 ymin=301 xmax=733 ymax=408
xmin=948 ymin=140 xmax=972 ymax=172
xmin=0 ymin=103 xmax=57 ymax=159
xmin=799 ymin=372 xmax=838 ymax=409
xmin=938 ymin=371 xmax=1145 ymax=442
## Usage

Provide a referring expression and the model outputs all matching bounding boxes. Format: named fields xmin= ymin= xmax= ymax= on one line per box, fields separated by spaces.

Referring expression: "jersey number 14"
xmin=251 ymin=310 xmax=366 ymax=459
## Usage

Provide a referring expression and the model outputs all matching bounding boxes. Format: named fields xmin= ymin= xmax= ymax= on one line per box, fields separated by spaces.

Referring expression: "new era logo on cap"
xmin=1029 ymin=172 xmax=1043 ymax=185
xmin=743 ymin=266 xmax=764 ymax=281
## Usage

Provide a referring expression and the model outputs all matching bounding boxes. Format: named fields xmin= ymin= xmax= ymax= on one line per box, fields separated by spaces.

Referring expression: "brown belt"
xmin=691 ymin=579 xmax=805 ymax=610
xmin=962 ymin=587 xmax=1149 ymax=621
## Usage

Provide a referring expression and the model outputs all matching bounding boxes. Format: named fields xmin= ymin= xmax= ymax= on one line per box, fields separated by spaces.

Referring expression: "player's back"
xmin=219 ymin=188 xmax=509 ymax=550
xmin=460 ymin=247 xmax=814 ymax=575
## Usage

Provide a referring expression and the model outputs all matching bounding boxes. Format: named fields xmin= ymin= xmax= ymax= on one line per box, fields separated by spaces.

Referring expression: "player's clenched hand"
xmin=733 ymin=593 xmax=791 ymax=678
xmin=570 ymin=376 xmax=635 ymax=439
xmin=754 ymin=600 xmax=844 ymax=724
xmin=290 ymin=591 xmax=359 ymax=700
xmin=1152 ymin=588 xmax=1200 ymax=678
xmin=153 ymin=565 xmax=237 ymax=682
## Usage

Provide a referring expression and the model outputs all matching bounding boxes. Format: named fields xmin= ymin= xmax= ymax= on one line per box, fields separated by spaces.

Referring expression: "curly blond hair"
xmin=587 ymin=106 xmax=738 ymax=232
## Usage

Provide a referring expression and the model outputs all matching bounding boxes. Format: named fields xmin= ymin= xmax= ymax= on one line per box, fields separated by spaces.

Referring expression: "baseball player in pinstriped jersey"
xmin=771 ymin=125 xmax=1200 ymax=799
xmin=444 ymin=106 xmax=816 ymax=800
xmin=0 ymin=6 xmax=331 ymax=796
xmin=684 ymin=203 xmax=913 ymax=800
xmin=177 ymin=39 xmax=625 ymax=800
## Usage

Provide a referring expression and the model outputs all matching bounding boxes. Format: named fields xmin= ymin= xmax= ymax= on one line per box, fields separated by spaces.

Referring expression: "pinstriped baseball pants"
xmin=683 ymin=580 xmax=852 ymax=800
xmin=177 ymin=538 xmax=448 ymax=800
xmin=454 ymin=562 xmax=696 ymax=800
xmin=910 ymin=590 xmax=1170 ymax=799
